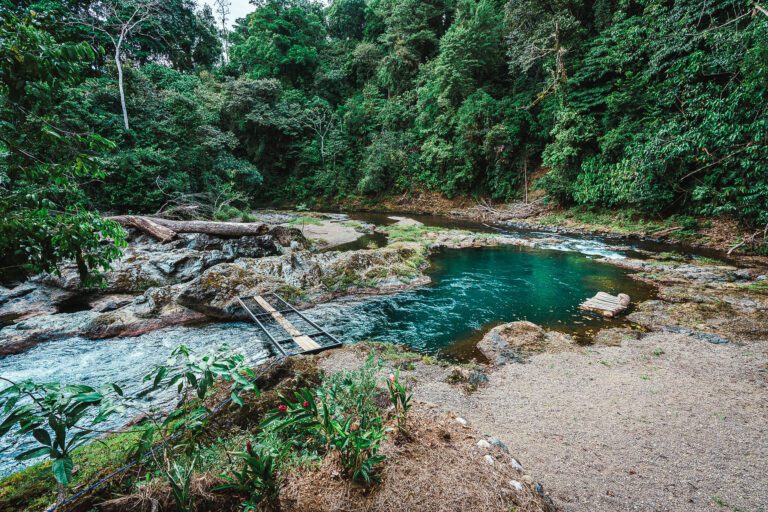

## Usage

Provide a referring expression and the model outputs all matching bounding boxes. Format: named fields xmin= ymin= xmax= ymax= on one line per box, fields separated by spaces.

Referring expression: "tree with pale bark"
xmin=74 ymin=0 xmax=163 ymax=131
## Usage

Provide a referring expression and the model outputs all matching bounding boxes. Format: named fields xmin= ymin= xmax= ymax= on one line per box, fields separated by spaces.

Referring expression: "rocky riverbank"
xmin=0 ymin=221 xmax=428 ymax=355
xmin=0 ymin=214 xmax=531 ymax=356
xmin=2 ymin=211 xmax=767 ymax=511
xmin=2 ymin=212 xmax=767 ymax=358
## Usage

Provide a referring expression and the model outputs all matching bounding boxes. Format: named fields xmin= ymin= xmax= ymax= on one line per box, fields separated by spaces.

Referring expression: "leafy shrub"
xmin=262 ymin=354 xmax=389 ymax=483
xmin=386 ymin=369 xmax=412 ymax=434
xmin=217 ymin=441 xmax=281 ymax=511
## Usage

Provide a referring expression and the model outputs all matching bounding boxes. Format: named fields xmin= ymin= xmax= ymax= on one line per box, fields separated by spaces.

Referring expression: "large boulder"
xmin=477 ymin=321 xmax=574 ymax=365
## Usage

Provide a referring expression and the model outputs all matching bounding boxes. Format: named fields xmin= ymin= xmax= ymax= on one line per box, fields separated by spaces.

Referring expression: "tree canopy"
xmin=2 ymin=0 xmax=767 ymax=281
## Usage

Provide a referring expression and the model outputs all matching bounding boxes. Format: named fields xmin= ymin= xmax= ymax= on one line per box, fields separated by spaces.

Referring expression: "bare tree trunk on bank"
xmin=74 ymin=0 xmax=161 ymax=131
xmin=115 ymin=44 xmax=128 ymax=130
xmin=108 ymin=216 xmax=270 ymax=240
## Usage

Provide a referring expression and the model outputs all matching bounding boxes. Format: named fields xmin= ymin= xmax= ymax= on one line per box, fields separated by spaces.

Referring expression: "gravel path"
xmin=322 ymin=334 xmax=768 ymax=511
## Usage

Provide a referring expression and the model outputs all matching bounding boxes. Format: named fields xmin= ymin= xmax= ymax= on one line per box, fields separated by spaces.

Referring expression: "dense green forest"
xmin=1 ymin=0 xmax=767 ymax=278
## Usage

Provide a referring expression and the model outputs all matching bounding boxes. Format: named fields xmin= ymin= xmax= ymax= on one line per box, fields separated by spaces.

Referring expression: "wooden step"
xmin=254 ymin=295 xmax=321 ymax=351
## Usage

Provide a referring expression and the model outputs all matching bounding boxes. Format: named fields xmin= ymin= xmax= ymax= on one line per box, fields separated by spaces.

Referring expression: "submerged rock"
xmin=477 ymin=321 xmax=574 ymax=365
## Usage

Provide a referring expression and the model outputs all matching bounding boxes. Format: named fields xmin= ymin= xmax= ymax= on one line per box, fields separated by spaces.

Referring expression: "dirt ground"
xmin=320 ymin=333 xmax=768 ymax=512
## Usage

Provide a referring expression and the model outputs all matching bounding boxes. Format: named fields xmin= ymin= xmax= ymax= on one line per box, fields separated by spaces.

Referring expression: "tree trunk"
xmin=116 ymin=46 xmax=129 ymax=130
xmin=108 ymin=216 xmax=269 ymax=239
xmin=109 ymin=215 xmax=177 ymax=241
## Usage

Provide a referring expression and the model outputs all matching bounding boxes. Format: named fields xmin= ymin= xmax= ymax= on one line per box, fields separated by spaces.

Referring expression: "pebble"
xmin=535 ymin=483 xmax=544 ymax=495
xmin=510 ymin=458 xmax=524 ymax=472
xmin=522 ymin=475 xmax=533 ymax=485
xmin=488 ymin=436 xmax=509 ymax=453
xmin=757 ymin=275 xmax=767 ymax=281
xmin=455 ymin=416 xmax=468 ymax=426
xmin=477 ymin=439 xmax=491 ymax=449
xmin=484 ymin=454 xmax=495 ymax=465
xmin=509 ymin=480 xmax=524 ymax=492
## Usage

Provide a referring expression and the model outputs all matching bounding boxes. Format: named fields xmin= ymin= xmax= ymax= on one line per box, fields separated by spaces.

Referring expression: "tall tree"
xmin=74 ymin=0 xmax=162 ymax=130
xmin=213 ymin=0 xmax=231 ymax=63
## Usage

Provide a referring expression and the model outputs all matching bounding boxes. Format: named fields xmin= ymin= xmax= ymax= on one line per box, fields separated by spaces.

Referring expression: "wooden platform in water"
xmin=238 ymin=293 xmax=342 ymax=356
xmin=253 ymin=296 xmax=321 ymax=351
xmin=580 ymin=292 xmax=631 ymax=318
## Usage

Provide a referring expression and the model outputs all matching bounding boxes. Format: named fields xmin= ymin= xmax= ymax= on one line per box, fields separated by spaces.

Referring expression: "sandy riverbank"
xmin=320 ymin=332 xmax=768 ymax=511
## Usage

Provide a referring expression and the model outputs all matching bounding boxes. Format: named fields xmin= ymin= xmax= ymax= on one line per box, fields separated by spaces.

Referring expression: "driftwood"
xmin=465 ymin=199 xmax=546 ymax=222
xmin=108 ymin=215 xmax=269 ymax=241
xmin=651 ymin=226 xmax=684 ymax=237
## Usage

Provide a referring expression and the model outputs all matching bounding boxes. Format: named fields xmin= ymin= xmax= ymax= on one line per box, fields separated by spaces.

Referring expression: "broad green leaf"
xmin=15 ymin=446 xmax=51 ymax=461
xmin=52 ymin=457 xmax=74 ymax=486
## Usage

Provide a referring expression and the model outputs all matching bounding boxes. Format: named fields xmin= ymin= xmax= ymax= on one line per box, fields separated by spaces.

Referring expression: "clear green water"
xmin=312 ymin=245 xmax=655 ymax=359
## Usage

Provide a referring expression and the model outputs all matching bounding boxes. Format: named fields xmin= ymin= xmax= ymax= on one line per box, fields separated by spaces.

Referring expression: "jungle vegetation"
xmin=1 ymin=0 xmax=767 ymax=278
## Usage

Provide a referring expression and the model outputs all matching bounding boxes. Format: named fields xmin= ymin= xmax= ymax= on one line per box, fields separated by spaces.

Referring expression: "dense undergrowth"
xmin=0 ymin=347 xmax=414 ymax=512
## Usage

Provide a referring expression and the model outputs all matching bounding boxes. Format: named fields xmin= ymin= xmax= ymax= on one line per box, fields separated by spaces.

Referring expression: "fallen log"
xmin=109 ymin=216 xmax=269 ymax=240
xmin=108 ymin=215 xmax=176 ymax=242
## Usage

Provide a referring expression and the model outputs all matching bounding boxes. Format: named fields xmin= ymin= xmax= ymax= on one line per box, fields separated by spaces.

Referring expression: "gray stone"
xmin=477 ymin=321 xmax=573 ymax=365
xmin=510 ymin=458 xmax=524 ymax=472
xmin=468 ymin=369 xmax=489 ymax=386
xmin=484 ymin=454 xmax=495 ymax=465
xmin=661 ymin=325 xmax=729 ymax=344
xmin=509 ymin=480 xmax=524 ymax=492
xmin=488 ymin=436 xmax=509 ymax=453
xmin=477 ymin=439 xmax=491 ymax=450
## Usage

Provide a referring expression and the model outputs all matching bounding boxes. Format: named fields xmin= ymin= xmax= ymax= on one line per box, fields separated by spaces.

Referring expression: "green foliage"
xmin=262 ymin=354 xmax=389 ymax=483
xmin=0 ymin=7 xmax=126 ymax=282
xmin=167 ymin=457 xmax=197 ymax=512
xmin=386 ymin=369 xmax=412 ymax=433
xmin=138 ymin=344 xmax=259 ymax=443
xmin=5 ymin=0 xmax=768 ymax=261
xmin=216 ymin=442 xmax=281 ymax=510
xmin=0 ymin=344 xmax=258 ymax=507
xmin=543 ymin=0 xmax=767 ymax=227
xmin=0 ymin=380 xmax=121 ymax=490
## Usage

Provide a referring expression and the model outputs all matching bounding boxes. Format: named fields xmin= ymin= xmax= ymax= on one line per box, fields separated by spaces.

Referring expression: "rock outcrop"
xmin=178 ymin=243 xmax=429 ymax=318
xmin=477 ymin=321 xmax=574 ymax=365
xmin=0 ymin=227 xmax=429 ymax=355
